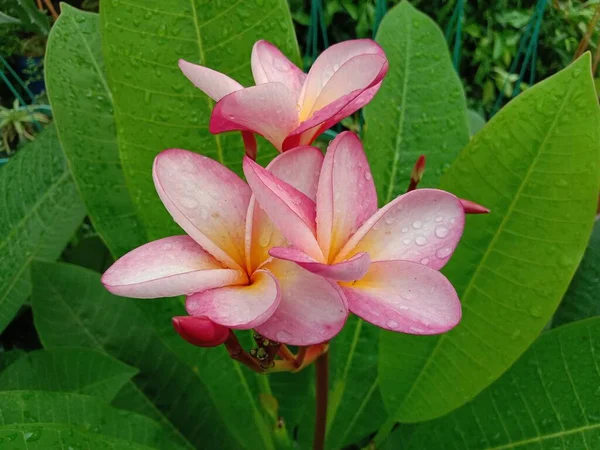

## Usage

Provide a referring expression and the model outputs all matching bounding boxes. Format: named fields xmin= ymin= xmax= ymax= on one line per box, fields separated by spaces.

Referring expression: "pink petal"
xmin=178 ymin=59 xmax=243 ymax=101
xmin=298 ymin=39 xmax=387 ymax=119
xmin=269 ymin=247 xmax=370 ymax=281
xmin=245 ymin=147 xmax=324 ymax=272
xmin=243 ymin=156 xmax=323 ymax=261
xmin=172 ymin=316 xmax=230 ymax=347
xmin=256 ymin=260 xmax=348 ymax=345
xmin=317 ymin=132 xmax=377 ymax=261
xmin=186 ymin=270 xmax=280 ymax=329
xmin=210 ymin=83 xmax=299 ymax=151
xmin=101 ymin=236 xmax=246 ymax=299
xmin=153 ymin=149 xmax=251 ymax=271
xmin=251 ymin=40 xmax=306 ymax=99
xmin=337 ymin=189 xmax=465 ymax=270
xmin=341 ymin=260 xmax=461 ymax=334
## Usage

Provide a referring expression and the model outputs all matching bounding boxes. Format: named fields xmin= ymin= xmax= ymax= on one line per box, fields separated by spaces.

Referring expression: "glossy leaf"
xmin=31 ymin=260 xmax=277 ymax=450
xmin=387 ymin=317 xmax=600 ymax=449
xmin=467 ymin=109 xmax=486 ymax=136
xmin=379 ymin=54 xmax=600 ymax=422
xmin=553 ymin=219 xmax=600 ymax=327
xmin=0 ymin=391 xmax=183 ymax=449
xmin=0 ymin=126 xmax=85 ymax=333
xmin=363 ymin=1 xmax=469 ymax=204
xmin=0 ymin=348 xmax=137 ymax=402
xmin=100 ymin=0 xmax=300 ymax=239
xmin=46 ymin=4 xmax=147 ymax=258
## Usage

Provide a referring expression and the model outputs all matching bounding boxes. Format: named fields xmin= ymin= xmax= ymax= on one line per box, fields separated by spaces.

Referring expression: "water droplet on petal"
xmin=412 ymin=220 xmax=423 ymax=229
xmin=179 ymin=196 xmax=198 ymax=209
xmin=415 ymin=236 xmax=427 ymax=246
xmin=386 ymin=320 xmax=399 ymax=329
xmin=364 ymin=172 xmax=372 ymax=181
xmin=403 ymin=238 xmax=411 ymax=245
xmin=435 ymin=226 xmax=449 ymax=238
xmin=385 ymin=215 xmax=395 ymax=225
xmin=401 ymin=227 xmax=409 ymax=233
xmin=276 ymin=330 xmax=292 ymax=342
xmin=435 ymin=216 xmax=443 ymax=222
xmin=420 ymin=257 xmax=430 ymax=265
xmin=436 ymin=246 xmax=453 ymax=259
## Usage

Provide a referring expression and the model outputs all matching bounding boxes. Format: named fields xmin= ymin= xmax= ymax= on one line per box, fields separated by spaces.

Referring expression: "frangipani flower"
xmin=102 ymin=149 xmax=347 ymax=345
xmin=179 ymin=39 xmax=388 ymax=153
xmin=243 ymin=132 xmax=464 ymax=335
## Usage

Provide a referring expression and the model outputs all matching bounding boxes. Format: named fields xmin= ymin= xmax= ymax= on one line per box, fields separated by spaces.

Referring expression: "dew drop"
xmin=364 ymin=172 xmax=372 ymax=181
xmin=401 ymin=227 xmax=409 ymax=233
xmin=179 ymin=196 xmax=198 ymax=209
xmin=436 ymin=246 xmax=452 ymax=258
xmin=420 ymin=257 xmax=430 ymax=265
xmin=435 ymin=226 xmax=449 ymax=238
xmin=276 ymin=330 xmax=292 ymax=342
xmin=415 ymin=236 xmax=427 ymax=246
xmin=403 ymin=238 xmax=411 ymax=245
xmin=385 ymin=215 xmax=395 ymax=225
xmin=412 ymin=220 xmax=423 ymax=229
xmin=435 ymin=216 xmax=443 ymax=222
xmin=386 ymin=320 xmax=399 ymax=329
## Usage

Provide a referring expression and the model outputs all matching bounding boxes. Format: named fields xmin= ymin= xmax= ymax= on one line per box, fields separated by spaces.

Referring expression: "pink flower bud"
xmin=172 ymin=316 xmax=230 ymax=347
xmin=459 ymin=199 xmax=490 ymax=214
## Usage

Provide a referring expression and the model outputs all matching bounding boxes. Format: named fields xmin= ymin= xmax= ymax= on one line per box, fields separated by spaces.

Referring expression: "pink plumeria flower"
xmin=243 ymin=132 xmax=464 ymax=335
xmin=179 ymin=39 xmax=388 ymax=154
xmin=102 ymin=149 xmax=347 ymax=345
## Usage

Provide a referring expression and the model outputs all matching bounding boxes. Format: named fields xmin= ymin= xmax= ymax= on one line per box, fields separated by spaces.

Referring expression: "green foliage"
xmin=100 ymin=0 xmax=300 ymax=240
xmin=363 ymin=1 xmax=470 ymax=204
xmin=379 ymin=54 xmax=599 ymax=423
xmin=0 ymin=126 xmax=86 ymax=333
xmin=0 ymin=0 xmax=49 ymax=34
xmin=385 ymin=317 xmax=600 ymax=449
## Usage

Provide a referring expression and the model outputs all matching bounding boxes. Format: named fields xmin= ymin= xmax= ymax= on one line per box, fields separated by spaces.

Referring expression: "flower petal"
xmin=298 ymin=39 xmax=387 ymax=119
xmin=210 ymin=83 xmax=299 ymax=151
xmin=337 ymin=189 xmax=465 ymax=270
xmin=245 ymin=147 xmax=324 ymax=272
xmin=243 ymin=156 xmax=323 ymax=261
xmin=317 ymin=132 xmax=377 ymax=261
xmin=341 ymin=260 xmax=461 ymax=334
xmin=269 ymin=246 xmax=370 ymax=281
xmin=153 ymin=149 xmax=251 ymax=271
xmin=102 ymin=236 xmax=246 ymax=299
xmin=178 ymin=59 xmax=243 ymax=101
xmin=251 ymin=40 xmax=306 ymax=99
xmin=186 ymin=270 xmax=280 ymax=329
xmin=256 ymin=260 xmax=348 ymax=345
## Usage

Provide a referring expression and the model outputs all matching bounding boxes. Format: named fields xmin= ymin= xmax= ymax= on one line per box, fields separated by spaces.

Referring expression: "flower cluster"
xmin=102 ymin=39 xmax=471 ymax=349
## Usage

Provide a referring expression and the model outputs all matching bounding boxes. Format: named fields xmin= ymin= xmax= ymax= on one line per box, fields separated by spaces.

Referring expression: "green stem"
xmin=313 ymin=351 xmax=329 ymax=450
xmin=367 ymin=416 xmax=397 ymax=449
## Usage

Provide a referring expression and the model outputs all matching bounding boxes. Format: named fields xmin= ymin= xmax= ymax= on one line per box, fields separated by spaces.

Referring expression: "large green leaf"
xmin=0 ymin=391 xmax=183 ymax=449
xmin=31 ymin=260 xmax=280 ymax=450
xmin=324 ymin=316 xmax=387 ymax=449
xmin=0 ymin=348 xmax=137 ymax=401
xmin=0 ymin=126 xmax=85 ymax=333
xmin=386 ymin=317 xmax=600 ymax=449
xmin=45 ymin=4 xmax=146 ymax=258
xmin=553 ymin=219 xmax=600 ymax=327
xmin=100 ymin=0 xmax=300 ymax=239
xmin=363 ymin=1 xmax=469 ymax=204
xmin=379 ymin=54 xmax=600 ymax=422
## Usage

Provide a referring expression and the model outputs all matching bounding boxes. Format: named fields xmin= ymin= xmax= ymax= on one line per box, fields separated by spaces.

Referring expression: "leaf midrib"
xmin=393 ymin=81 xmax=578 ymax=418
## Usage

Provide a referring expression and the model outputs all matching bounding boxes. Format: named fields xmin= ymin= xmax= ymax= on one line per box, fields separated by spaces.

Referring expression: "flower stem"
xmin=313 ymin=351 xmax=329 ymax=450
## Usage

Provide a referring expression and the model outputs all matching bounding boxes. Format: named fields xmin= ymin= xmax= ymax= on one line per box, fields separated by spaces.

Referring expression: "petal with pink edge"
xmin=269 ymin=247 xmax=370 ymax=281
xmin=251 ymin=40 xmax=306 ymax=99
xmin=317 ymin=132 xmax=377 ymax=261
xmin=178 ymin=60 xmax=242 ymax=101
xmin=101 ymin=236 xmax=246 ymax=299
xmin=153 ymin=149 xmax=251 ymax=271
xmin=341 ymin=260 xmax=461 ymax=334
xmin=243 ymin=156 xmax=323 ymax=261
xmin=210 ymin=83 xmax=299 ymax=151
xmin=245 ymin=147 xmax=324 ymax=272
xmin=186 ymin=270 xmax=280 ymax=329
xmin=298 ymin=39 xmax=386 ymax=118
xmin=337 ymin=189 xmax=465 ymax=270
xmin=256 ymin=260 xmax=348 ymax=345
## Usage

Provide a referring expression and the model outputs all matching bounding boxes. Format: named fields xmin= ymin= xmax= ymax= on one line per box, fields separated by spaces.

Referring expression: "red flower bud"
xmin=172 ymin=316 xmax=230 ymax=347
xmin=460 ymin=198 xmax=490 ymax=214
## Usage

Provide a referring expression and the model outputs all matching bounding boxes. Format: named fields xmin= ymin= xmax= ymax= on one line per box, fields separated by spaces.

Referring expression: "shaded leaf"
xmin=467 ymin=109 xmax=486 ymax=136
xmin=363 ymin=1 xmax=469 ymax=205
xmin=46 ymin=4 xmax=147 ymax=258
xmin=0 ymin=126 xmax=85 ymax=333
xmin=379 ymin=54 xmax=600 ymax=422
xmin=0 ymin=348 xmax=137 ymax=401
xmin=0 ymin=0 xmax=49 ymax=34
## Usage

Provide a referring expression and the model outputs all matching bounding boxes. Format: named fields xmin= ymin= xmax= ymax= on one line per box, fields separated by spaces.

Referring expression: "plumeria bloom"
xmin=243 ymin=132 xmax=465 ymax=335
xmin=102 ymin=148 xmax=347 ymax=345
xmin=179 ymin=39 xmax=388 ymax=154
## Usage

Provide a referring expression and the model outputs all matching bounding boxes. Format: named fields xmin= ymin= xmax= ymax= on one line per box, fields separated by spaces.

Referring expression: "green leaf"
xmin=467 ymin=108 xmax=486 ymax=136
xmin=31 ymin=260 xmax=276 ymax=450
xmin=325 ymin=316 xmax=387 ymax=449
xmin=388 ymin=317 xmax=600 ymax=449
xmin=0 ymin=348 xmax=137 ymax=401
xmin=0 ymin=126 xmax=86 ymax=333
xmin=100 ymin=0 xmax=300 ymax=239
xmin=363 ymin=1 xmax=469 ymax=205
xmin=45 ymin=4 xmax=147 ymax=258
xmin=379 ymin=54 xmax=600 ymax=422
xmin=0 ymin=391 xmax=184 ymax=449
xmin=553 ymin=219 xmax=600 ymax=327
xmin=0 ymin=11 xmax=21 ymax=25
xmin=0 ymin=0 xmax=49 ymax=34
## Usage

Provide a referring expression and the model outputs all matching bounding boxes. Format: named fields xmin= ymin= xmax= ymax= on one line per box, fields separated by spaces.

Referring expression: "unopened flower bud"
xmin=459 ymin=198 xmax=490 ymax=214
xmin=172 ymin=316 xmax=229 ymax=347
